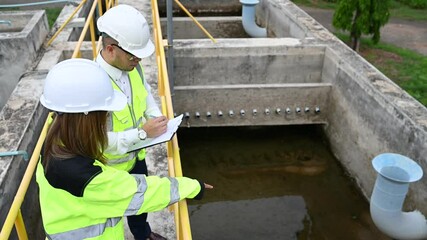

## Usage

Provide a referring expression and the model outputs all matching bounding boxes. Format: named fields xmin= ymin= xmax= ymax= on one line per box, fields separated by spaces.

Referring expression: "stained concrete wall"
xmin=0 ymin=10 xmax=48 ymax=110
xmin=0 ymin=72 xmax=48 ymax=240
xmin=160 ymin=17 xmax=249 ymax=39
xmin=157 ymin=0 xmax=242 ymax=16
xmin=1 ymin=0 xmax=426 ymax=239
xmin=0 ymin=5 xmax=88 ymax=239
xmin=171 ymin=39 xmax=330 ymax=126
xmin=258 ymin=0 xmax=427 ymax=214
xmin=165 ymin=0 xmax=427 ymax=217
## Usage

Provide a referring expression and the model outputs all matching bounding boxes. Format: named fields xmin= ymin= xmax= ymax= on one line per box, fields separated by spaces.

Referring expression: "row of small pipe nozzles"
xmin=178 ymin=107 xmax=321 ymax=119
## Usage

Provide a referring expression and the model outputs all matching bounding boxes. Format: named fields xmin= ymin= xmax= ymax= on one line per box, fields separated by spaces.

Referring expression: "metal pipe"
xmin=0 ymin=151 xmax=29 ymax=161
xmin=166 ymin=0 xmax=175 ymax=96
xmin=0 ymin=113 xmax=52 ymax=239
xmin=370 ymin=153 xmax=427 ymax=240
xmin=229 ymin=110 xmax=234 ymax=117
xmin=240 ymin=0 xmax=267 ymax=38
xmin=0 ymin=20 xmax=11 ymax=26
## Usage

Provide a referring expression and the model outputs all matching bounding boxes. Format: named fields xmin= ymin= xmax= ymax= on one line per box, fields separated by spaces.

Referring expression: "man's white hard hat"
xmin=97 ymin=4 xmax=155 ymax=59
xmin=40 ymin=58 xmax=127 ymax=113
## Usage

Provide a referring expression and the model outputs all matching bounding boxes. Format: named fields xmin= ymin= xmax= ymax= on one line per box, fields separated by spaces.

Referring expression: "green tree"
xmin=333 ymin=0 xmax=391 ymax=52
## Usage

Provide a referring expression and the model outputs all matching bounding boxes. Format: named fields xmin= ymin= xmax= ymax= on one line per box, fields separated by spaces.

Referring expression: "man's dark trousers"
xmin=128 ymin=158 xmax=151 ymax=240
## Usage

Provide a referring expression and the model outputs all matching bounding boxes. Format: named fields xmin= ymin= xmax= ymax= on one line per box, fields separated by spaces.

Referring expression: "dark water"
xmin=178 ymin=125 xmax=391 ymax=240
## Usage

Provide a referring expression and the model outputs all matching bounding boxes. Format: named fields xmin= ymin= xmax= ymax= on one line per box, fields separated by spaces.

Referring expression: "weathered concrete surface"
xmin=0 ymin=10 xmax=48 ymax=109
xmin=172 ymin=40 xmax=322 ymax=85
xmin=174 ymin=83 xmax=330 ymax=126
xmin=170 ymin=39 xmax=328 ymax=126
xmin=258 ymin=0 xmax=427 ymax=214
xmin=1 ymin=0 xmax=427 ymax=239
xmin=0 ymin=4 xmax=94 ymax=239
xmin=157 ymin=0 xmax=242 ymax=16
xmin=0 ymin=72 xmax=48 ymax=240
xmin=164 ymin=0 xmax=427 ymax=220
xmin=161 ymin=16 xmax=249 ymax=39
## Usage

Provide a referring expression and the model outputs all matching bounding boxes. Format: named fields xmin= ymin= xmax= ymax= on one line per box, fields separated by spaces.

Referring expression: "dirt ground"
xmin=301 ymin=6 xmax=427 ymax=56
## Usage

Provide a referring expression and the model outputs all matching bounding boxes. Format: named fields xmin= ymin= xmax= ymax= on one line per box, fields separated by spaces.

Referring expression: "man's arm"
xmin=106 ymin=129 xmax=139 ymax=155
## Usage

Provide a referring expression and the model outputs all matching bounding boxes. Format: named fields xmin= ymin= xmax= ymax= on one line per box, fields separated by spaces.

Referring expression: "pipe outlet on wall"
xmin=370 ymin=153 xmax=427 ymax=240
xmin=240 ymin=0 xmax=267 ymax=38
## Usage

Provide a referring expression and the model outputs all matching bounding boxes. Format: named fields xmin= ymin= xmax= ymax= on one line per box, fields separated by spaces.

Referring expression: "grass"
xmin=291 ymin=0 xmax=427 ymax=20
xmin=389 ymin=1 xmax=427 ymax=20
xmin=291 ymin=0 xmax=427 ymax=106
xmin=1 ymin=7 xmax=62 ymax=29
xmin=335 ymin=33 xmax=427 ymax=106
xmin=45 ymin=7 xmax=62 ymax=28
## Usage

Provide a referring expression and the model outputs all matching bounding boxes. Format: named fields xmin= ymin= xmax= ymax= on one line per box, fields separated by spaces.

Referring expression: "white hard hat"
xmin=40 ymin=59 xmax=127 ymax=113
xmin=97 ymin=4 xmax=155 ymax=59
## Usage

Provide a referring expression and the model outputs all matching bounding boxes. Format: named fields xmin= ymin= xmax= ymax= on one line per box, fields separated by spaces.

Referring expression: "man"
xmin=96 ymin=4 xmax=168 ymax=240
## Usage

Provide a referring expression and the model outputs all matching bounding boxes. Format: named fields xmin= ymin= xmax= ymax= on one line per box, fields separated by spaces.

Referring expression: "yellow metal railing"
xmin=151 ymin=0 xmax=192 ymax=239
xmin=0 ymin=113 xmax=52 ymax=240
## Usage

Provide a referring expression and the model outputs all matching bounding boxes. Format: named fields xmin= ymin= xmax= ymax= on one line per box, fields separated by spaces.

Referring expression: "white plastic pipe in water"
xmin=371 ymin=153 xmax=427 ymax=240
xmin=240 ymin=0 xmax=267 ymax=38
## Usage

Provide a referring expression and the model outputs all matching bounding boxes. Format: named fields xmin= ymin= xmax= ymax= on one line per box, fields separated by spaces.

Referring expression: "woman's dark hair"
xmin=43 ymin=111 xmax=108 ymax=170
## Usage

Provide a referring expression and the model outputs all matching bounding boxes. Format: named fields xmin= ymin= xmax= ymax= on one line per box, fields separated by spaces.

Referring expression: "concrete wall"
xmin=0 ymin=10 xmax=48 ymax=110
xmin=259 ymin=0 xmax=427 ymax=214
xmin=161 ymin=17 xmax=249 ymax=39
xmin=164 ymin=0 xmax=427 ymax=216
xmin=1 ymin=0 xmax=426 ymax=238
xmin=0 ymin=72 xmax=48 ymax=240
xmin=171 ymin=39 xmax=330 ymax=126
xmin=157 ymin=0 xmax=242 ymax=16
xmin=0 ymin=5 xmax=84 ymax=239
xmin=172 ymin=39 xmax=324 ymax=85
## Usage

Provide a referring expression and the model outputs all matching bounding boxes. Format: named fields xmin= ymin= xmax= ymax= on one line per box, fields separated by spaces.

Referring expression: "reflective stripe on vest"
xmin=105 ymin=64 xmax=148 ymax=170
xmin=168 ymin=177 xmax=180 ymax=206
xmin=124 ymin=176 xmax=181 ymax=215
xmin=46 ymin=217 xmax=122 ymax=240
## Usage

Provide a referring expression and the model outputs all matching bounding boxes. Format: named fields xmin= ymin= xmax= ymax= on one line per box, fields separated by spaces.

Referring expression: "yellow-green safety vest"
xmin=36 ymin=159 xmax=202 ymax=240
xmin=104 ymin=65 xmax=148 ymax=171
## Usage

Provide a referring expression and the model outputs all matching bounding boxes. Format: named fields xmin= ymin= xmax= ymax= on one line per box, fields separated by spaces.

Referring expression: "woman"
xmin=36 ymin=58 xmax=212 ymax=239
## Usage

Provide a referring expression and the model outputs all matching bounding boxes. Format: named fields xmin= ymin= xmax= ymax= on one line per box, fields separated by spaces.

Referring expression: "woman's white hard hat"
xmin=40 ymin=58 xmax=127 ymax=113
xmin=97 ymin=4 xmax=155 ymax=59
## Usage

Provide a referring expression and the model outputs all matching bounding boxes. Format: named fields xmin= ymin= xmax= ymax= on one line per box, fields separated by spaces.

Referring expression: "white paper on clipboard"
xmin=127 ymin=114 xmax=183 ymax=152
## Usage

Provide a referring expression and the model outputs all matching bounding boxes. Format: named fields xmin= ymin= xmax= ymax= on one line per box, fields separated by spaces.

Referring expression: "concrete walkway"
xmin=301 ymin=6 xmax=427 ymax=56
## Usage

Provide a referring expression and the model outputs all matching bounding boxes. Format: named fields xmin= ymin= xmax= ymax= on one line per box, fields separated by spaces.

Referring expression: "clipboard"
xmin=127 ymin=114 xmax=183 ymax=152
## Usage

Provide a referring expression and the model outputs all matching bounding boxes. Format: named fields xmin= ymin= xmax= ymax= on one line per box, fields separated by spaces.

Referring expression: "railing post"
xmin=15 ymin=209 xmax=28 ymax=240
xmin=166 ymin=0 xmax=175 ymax=96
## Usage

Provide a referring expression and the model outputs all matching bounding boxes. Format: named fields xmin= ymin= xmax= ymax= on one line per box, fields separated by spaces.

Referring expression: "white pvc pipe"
xmin=240 ymin=0 xmax=267 ymax=38
xmin=370 ymin=153 xmax=427 ymax=240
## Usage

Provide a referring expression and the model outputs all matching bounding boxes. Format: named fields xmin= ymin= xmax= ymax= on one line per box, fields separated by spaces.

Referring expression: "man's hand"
xmin=142 ymin=116 xmax=168 ymax=138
